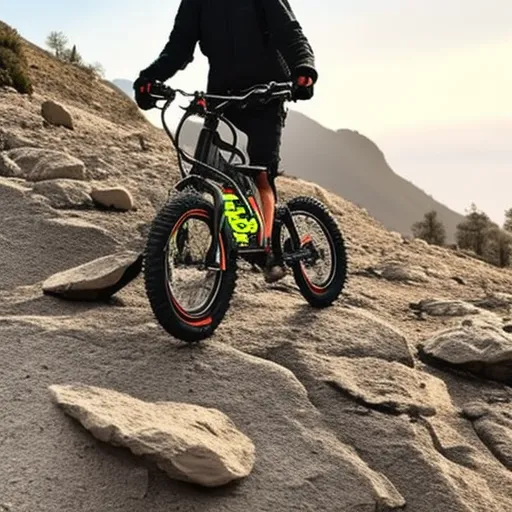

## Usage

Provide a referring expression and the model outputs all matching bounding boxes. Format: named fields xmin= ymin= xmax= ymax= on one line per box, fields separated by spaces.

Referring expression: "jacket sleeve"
xmin=140 ymin=0 xmax=201 ymax=81
xmin=260 ymin=0 xmax=317 ymax=82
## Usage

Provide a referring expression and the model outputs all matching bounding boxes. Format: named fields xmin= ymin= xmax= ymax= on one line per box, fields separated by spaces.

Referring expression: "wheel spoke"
xmin=167 ymin=217 xmax=221 ymax=314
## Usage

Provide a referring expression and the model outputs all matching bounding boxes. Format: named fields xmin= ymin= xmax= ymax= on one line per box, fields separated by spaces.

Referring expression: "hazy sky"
xmin=3 ymin=0 xmax=511 ymax=224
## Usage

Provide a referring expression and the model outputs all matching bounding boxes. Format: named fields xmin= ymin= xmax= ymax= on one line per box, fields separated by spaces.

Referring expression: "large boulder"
xmin=419 ymin=324 xmax=512 ymax=384
xmin=41 ymin=100 xmax=74 ymax=130
xmin=42 ymin=251 xmax=142 ymax=300
xmin=6 ymin=147 xmax=86 ymax=181
xmin=49 ymin=384 xmax=256 ymax=487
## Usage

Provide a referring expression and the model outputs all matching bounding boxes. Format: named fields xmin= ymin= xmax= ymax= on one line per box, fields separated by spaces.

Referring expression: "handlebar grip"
xmin=149 ymin=82 xmax=176 ymax=100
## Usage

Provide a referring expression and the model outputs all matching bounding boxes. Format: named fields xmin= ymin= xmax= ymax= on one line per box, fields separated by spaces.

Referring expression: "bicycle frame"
xmin=154 ymin=82 xmax=303 ymax=267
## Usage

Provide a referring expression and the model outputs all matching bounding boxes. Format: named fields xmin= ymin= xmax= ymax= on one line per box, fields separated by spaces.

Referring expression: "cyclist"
xmin=134 ymin=0 xmax=318 ymax=282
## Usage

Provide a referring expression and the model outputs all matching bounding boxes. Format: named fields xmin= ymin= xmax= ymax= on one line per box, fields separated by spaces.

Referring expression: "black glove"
xmin=133 ymin=75 xmax=157 ymax=110
xmin=292 ymin=66 xmax=317 ymax=101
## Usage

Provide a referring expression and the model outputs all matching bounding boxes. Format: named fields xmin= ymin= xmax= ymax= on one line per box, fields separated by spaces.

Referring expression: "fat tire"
xmin=143 ymin=192 xmax=237 ymax=342
xmin=277 ymin=196 xmax=347 ymax=308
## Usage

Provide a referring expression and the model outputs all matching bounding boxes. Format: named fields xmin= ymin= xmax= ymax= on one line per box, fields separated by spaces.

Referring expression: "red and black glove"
xmin=292 ymin=67 xmax=317 ymax=101
xmin=133 ymin=75 xmax=157 ymax=110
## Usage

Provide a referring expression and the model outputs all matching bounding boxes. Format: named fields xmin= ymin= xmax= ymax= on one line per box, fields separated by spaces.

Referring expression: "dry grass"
xmin=20 ymin=37 xmax=145 ymax=127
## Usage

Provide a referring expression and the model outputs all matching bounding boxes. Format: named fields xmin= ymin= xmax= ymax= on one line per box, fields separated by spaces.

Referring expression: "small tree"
xmin=484 ymin=225 xmax=512 ymax=267
xmin=411 ymin=210 xmax=446 ymax=246
xmin=66 ymin=44 xmax=83 ymax=64
xmin=504 ymin=208 xmax=512 ymax=233
xmin=455 ymin=203 xmax=492 ymax=256
xmin=45 ymin=31 xmax=68 ymax=59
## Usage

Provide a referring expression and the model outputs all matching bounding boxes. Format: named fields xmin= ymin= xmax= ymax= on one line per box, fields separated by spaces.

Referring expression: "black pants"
xmin=222 ymin=99 xmax=286 ymax=181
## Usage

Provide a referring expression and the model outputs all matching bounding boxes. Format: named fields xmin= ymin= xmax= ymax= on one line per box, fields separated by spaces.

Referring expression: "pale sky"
xmin=2 ymin=0 xmax=511 ymax=224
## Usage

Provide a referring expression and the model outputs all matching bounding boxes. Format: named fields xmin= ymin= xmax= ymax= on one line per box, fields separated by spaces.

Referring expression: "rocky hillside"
xmin=112 ymin=78 xmax=465 ymax=241
xmin=1 ymin=27 xmax=512 ymax=512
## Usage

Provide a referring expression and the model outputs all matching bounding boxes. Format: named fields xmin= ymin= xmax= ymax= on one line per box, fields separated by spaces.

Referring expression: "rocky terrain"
xmin=1 ymin=32 xmax=512 ymax=512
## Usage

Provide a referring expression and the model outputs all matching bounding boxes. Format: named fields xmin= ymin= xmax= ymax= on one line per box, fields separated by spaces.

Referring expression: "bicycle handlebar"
xmin=148 ymin=80 xmax=293 ymax=106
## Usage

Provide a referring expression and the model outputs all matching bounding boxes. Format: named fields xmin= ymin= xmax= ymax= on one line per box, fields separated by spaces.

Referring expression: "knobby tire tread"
xmin=280 ymin=196 xmax=348 ymax=308
xmin=143 ymin=192 xmax=237 ymax=342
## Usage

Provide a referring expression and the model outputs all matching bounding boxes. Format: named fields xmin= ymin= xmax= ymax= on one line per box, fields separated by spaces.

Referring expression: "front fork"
xmin=174 ymin=176 xmax=225 ymax=269
xmin=271 ymin=205 xmax=302 ymax=265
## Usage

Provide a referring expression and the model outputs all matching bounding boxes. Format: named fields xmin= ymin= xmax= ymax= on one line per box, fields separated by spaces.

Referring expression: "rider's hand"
xmin=133 ymin=75 xmax=157 ymax=110
xmin=292 ymin=66 xmax=317 ymax=101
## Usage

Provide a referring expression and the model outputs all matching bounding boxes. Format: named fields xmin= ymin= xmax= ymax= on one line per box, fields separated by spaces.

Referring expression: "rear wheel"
xmin=273 ymin=196 xmax=347 ymax=307
xmin=143 ymin=192 xmax=237 ymax=342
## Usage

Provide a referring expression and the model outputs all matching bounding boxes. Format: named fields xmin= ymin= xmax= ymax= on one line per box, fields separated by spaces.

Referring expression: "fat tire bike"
xmin=143 ymin=81 xmax=348 ymax=342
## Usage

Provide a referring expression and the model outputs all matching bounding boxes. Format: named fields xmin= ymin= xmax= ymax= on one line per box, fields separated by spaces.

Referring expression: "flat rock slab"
xmin=358 ymin=262 xmax=429 ymax=283
xmin=49 ymin=383 xmax=256 ymax=487
xmin=380 ymin=262 xmax=429 ymax=283
xmin=323 ymin=356 xmax=453 ymax=417
xmin=419 ymin=325 xmax=512 ymax=385
xmin=6 ymin=147 xmax=86 ymax=181
xmin=410 ymin=299 xmax=481 ymax=317
xmin=42 ymin=251 xmax=142 ymax=301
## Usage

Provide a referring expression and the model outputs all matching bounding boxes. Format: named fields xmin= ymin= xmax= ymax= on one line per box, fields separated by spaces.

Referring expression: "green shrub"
xmin=0 ymin=23 xmax=22 ymax=53
xmin=0 ymin=23 xmax=33 ymax=94
xmin=411 ymin=210 xmax=446 ymax=246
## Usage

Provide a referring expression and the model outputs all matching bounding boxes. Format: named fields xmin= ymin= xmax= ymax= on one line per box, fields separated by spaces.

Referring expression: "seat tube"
xmin=194 ymin=114 xmax=219 ymax=163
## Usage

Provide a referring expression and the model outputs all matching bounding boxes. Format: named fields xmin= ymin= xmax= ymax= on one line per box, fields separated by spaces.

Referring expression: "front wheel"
xmin=143 ymin=192 xmax=237 ymax=342
xmin=273 ymin=196 xmax=347 ymax=308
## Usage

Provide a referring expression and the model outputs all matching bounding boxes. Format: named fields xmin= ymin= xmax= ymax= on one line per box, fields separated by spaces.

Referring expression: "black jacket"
xmin=140 ymin=0 xmax=317 ymax=93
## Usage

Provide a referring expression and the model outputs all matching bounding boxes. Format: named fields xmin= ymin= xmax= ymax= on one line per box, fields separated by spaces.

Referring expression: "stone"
xmin=380 ymin=261 xmax=429 ymax=283
xmin=41 ymin=100 xmax=74 ymax=130
xmin=42 ymin=251 xmax=142 ymax=301
xmin=6 ymin=147 xmax=86 ymax=181
xmin=32 ymin=179 xmax=93 ymax=209
xmin=410 ymin=299 xmax=481 ymax=317
xmin=91 ymin=187 xmax=134 ymax=211
xmin=324 ymin=356 xmax=452 ymax=417
xmin=49 ymin=383 xmax=256 ymax=487
xmin=0 ymin=153 xmax=21 ymax=178
xmin=0 ymin=129 xmax=37 ymax=150
xmin=463 ymin=403 xmax=512 ymax=470
xmin=419 ymin=324 xmax=512 ymax=385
